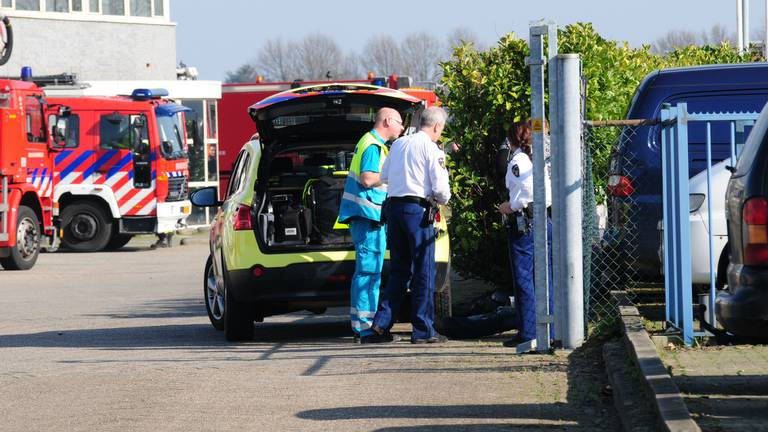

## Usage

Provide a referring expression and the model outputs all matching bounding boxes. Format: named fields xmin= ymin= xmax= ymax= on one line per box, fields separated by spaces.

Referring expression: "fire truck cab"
xmin=0 ymin=78 xmax=66 ymax=270
xmin=46 ymin=89 xmax=192 ymax=252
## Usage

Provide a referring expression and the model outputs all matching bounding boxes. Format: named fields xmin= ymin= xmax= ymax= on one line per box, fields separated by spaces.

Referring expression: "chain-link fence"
xmin=582 ymin=123 xmax=651 ymax=334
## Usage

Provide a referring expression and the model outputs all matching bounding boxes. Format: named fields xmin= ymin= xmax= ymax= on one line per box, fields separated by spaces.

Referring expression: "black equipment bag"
xmin=304 ymin=176 xmax=350 ymax=244
xmin=272 ymin=194 xmax=311 ymax=243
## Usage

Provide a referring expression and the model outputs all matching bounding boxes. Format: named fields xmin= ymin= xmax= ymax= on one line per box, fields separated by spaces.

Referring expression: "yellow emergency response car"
xmin=191 ymin=84 xmax=452 ymax=341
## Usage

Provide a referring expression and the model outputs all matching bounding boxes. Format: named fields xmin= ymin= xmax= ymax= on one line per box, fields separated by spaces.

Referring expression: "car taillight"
xmin=251 ymin=265 xmax=265 ymax=278
xmin=233 ymin=204 xmax=253 ymax=231
xmin=607 ymin=175 xmax=634 ymax=197
xmin=742 ymin=197 xmax=768 ymax=266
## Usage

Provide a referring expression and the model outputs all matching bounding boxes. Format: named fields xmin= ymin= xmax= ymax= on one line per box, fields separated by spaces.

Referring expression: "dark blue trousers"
xmin=372 ymin=201 xmax=436 ymax=340
xmin=508 ymin=216 xmax=554 ymax=342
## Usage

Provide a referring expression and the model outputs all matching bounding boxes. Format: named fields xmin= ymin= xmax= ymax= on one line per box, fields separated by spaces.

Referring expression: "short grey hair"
xmin=419 ymin=106 xmax=448 ymax=129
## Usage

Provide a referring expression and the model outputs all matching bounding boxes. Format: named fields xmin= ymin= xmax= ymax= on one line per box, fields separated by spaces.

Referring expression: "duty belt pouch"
xmin=421 ymin=199 xmax=438 ymax=228
xmin=517 ymin=213 xmax=529 ymax=235
xmin=378 ymin=198 xmax=389 ymax=226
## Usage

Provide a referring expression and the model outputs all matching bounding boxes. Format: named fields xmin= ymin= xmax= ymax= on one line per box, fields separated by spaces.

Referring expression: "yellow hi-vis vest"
xmin=338 ymin=131 xmax=388 ymax=223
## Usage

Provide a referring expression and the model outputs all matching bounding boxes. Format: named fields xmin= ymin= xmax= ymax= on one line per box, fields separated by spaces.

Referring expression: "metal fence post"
xmin=525 ymin=22 xmax=552 ymax=354
xmin=557 ymin=54 xmax=584 ymax=349
xmin=548 ymin=23 xmax=565 ymax=345
xmin=674 ymin=103 xmax=694 ymax=346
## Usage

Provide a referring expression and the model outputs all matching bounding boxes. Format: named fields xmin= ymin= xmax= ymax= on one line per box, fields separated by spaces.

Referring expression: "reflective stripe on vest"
xmin=338 ymin=131 xmax=388 ymax=223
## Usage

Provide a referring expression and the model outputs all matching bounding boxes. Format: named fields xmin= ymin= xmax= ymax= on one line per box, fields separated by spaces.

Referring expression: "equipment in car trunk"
xmin=270 ymin=194 xmax=311 ymax=243
xmin=303 ymin=175 xmax=351 ymax=244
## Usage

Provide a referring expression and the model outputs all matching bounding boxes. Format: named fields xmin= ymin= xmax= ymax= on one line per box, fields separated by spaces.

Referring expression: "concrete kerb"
xmin=612 ymin=291 xmax=701 ymax=432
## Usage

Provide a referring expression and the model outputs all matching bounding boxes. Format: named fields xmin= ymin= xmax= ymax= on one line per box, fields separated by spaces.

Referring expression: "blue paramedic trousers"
xmin=508 ymin=216 xmax=554 ymax=342
xmin=373 ymin=201 xmax=436 ymax=341
xmin=349 ymin=217 xmax=387 ymax=337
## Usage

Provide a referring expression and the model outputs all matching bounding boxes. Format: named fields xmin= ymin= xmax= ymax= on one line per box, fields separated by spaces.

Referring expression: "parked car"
xmin=716 ymin=102 xmax=768 ymax=339
xmin=191 ymin=84 xmax=453 ymax=341
xmin=606 ymin=63 xmax=768 ymax=281
xmin=658 ymin=160 xmax=732 ymax=289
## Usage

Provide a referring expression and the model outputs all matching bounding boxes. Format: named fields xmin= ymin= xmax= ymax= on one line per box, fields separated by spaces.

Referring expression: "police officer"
xmin=369 ymin=106 xmax=452 ymax=344
xmin=339 ymin=107 xmax=404 ymax=343
xmin=498 ymin=120 xmax=553 ymax=347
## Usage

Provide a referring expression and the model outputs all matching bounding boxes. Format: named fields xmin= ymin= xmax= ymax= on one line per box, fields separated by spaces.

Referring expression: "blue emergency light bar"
xmin=131 ymin=88 xmax=169 ymax=100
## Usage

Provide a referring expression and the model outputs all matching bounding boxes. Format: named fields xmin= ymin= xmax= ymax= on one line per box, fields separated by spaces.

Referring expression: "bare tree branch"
xmin=362 ymin=35 xmax=402 ymax=76
xmin=400 ymin=32 xmax=444 ymax=81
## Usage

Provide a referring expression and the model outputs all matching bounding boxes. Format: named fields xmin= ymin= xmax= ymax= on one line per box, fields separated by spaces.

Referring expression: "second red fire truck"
xmin=45 ymin=88 xmax=193 ymax=252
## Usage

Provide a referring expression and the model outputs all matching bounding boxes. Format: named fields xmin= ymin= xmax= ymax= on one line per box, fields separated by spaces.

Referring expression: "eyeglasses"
xmin=389 ymin=118 xmax=403 ymax=126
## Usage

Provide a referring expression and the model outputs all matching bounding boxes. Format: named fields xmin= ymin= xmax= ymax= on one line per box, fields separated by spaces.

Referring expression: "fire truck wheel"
xmin=61 ymin=202 xmax=114 ymax=252
xmin=0 ymin=205 xmax=40 ymax=270
xmin=106 ymin=233 xmax=133 ymax=250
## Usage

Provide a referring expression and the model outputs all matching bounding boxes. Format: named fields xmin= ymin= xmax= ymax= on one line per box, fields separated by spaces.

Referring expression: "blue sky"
xmin=172 ymin=0 xmax=768 ymax=81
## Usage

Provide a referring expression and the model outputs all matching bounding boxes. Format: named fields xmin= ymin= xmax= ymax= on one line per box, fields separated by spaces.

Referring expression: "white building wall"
xmin=0 ymin=11 xmax=176 ymax=80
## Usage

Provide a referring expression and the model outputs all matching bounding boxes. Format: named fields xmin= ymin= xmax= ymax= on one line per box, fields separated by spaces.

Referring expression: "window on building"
xmin=130 ymin=0 xmax=150 ymax=16
xmin=206 ymin=101 xmax=217 ymax=139
xmin=72 ymin=0 xmax=82 ymax=11
xmin=16 ymin=0 xmax=41 ymax=11
xmin=101 ymin=0 xmax=124 ymax=15
xmin=25 ymin=96 xmax=46 ymax=143
xmin=88 ymin=0 xmax=98 ymax=12
xmin=153 ymin=0 xmax=162 ymax=15
xmin=46 ymin=0 xmax=68 ymax=12
xmin=1 ymin=0 xmax=12 ymax=8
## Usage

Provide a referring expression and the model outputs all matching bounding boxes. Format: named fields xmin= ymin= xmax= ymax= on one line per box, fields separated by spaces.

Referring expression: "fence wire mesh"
xmin=582 ymin=124 xmax=650 ymax=335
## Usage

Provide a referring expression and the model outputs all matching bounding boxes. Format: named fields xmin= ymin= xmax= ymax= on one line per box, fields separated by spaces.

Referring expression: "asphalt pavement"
xmin=0 ymin=238 xmax=619 ymax=431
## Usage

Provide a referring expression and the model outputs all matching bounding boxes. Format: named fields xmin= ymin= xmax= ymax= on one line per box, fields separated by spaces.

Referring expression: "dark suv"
xmin=716 ymin=102 xmax=768 ymax=338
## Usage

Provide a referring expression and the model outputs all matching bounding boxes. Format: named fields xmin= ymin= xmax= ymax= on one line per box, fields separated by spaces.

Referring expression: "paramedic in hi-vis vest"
xmin=339 ymin=108 xmax=404 ymax=343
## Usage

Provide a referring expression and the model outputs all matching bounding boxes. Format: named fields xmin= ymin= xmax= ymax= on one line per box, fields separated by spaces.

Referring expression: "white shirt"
xmin=505 ymin=148 xmax=552 ymax=211
xmin=381 ymin=131 xmax=451 ymax=205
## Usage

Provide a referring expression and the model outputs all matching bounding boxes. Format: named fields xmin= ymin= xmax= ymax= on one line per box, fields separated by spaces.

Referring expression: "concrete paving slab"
xmin=0 ymin=243 xmax=620 ymax=431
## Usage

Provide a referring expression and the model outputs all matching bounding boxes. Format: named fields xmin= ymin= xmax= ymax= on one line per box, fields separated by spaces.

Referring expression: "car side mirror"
xmin=191 ymin=186 xmax=222 ymax=207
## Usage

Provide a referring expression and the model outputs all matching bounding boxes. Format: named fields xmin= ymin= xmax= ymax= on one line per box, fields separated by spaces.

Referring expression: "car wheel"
xmin=61 ymin=202 xmax=113 ymax=252
xmin=435 ymin=279 xmax=453 ymax=320
xmin=105 ymin=233 xmax=133 ymax=250
xmin=0 ymin=205 xmax=40 ymax=270
xmin=204 ymin=255 xmax=225 ymax=330
xmin=221 ymin=258 xmax=254 ymax=342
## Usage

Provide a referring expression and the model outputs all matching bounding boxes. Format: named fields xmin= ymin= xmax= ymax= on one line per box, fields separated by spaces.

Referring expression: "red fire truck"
xmin=0 ymin=76 xmax=67 ymax=270
xmin=218 ymin=75 xmax=438 ymax=195
xmin=45 ymin=89 xmax=192 ymax=252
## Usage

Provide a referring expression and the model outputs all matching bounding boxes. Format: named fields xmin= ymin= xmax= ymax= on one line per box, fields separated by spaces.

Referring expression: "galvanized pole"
xmin=744 ymin=0 xmax=751 ymax=51
xmin=523 ymin=22 xmax=551 ymax=354
xmin=737 ymin=0 xmax=744 ymax=52
xmin=557 ymin=54 xmax=584 ymax=349
xmin=548 ymin=23 xmax=565 ymax=345
xmin=764 ymin=0 xmax=768 ymax=59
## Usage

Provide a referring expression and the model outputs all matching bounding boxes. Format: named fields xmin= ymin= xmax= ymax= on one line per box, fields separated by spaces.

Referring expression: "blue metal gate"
xmin=661 ymin=102 xmax=759 ymax=345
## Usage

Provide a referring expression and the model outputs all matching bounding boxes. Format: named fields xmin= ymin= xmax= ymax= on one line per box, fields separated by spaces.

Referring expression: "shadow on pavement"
xmin=85 ymin=298 xmax=206 ymax=319
xmin=373 ymin=425 xmax=572 ymax=432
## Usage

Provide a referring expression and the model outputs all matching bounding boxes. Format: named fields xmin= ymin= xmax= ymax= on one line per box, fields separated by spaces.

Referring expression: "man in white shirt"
xmin=370 ymin=106 xmax=451 ymax=344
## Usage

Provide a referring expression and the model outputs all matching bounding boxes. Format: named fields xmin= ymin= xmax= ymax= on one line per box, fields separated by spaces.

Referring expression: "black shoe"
xmin=353 ymin=334 xmax=361 ymax=344
xmin=371 ymin=324 xmax=387 ymax=335
xmin=502 ymin=335 xmax=533 ymax=347
xmin=360 ymin=333 xmax=401 ymax=344
xmin=411 ymin=334 xmax=449 ymax=344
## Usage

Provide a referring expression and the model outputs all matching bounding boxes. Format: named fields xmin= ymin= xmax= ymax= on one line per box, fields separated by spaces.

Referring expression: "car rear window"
xmin=735 ymin=102 xmax=768 ymax=177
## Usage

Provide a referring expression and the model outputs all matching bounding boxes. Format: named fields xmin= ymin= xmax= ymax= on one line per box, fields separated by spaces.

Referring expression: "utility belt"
xmin=511 ymin=203 xmax=552 ymax=218
xmin=386 ymin=195 xmax=438 ymax=226
xmin=506 ymin=203 xmax=551 ymax=235
xmin=388 ymin=195 xmax=431 ymax=206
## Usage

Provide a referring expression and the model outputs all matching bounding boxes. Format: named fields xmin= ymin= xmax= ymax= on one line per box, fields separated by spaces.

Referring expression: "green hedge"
xmin=438 ymin=22 xmax=757 ymax=287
